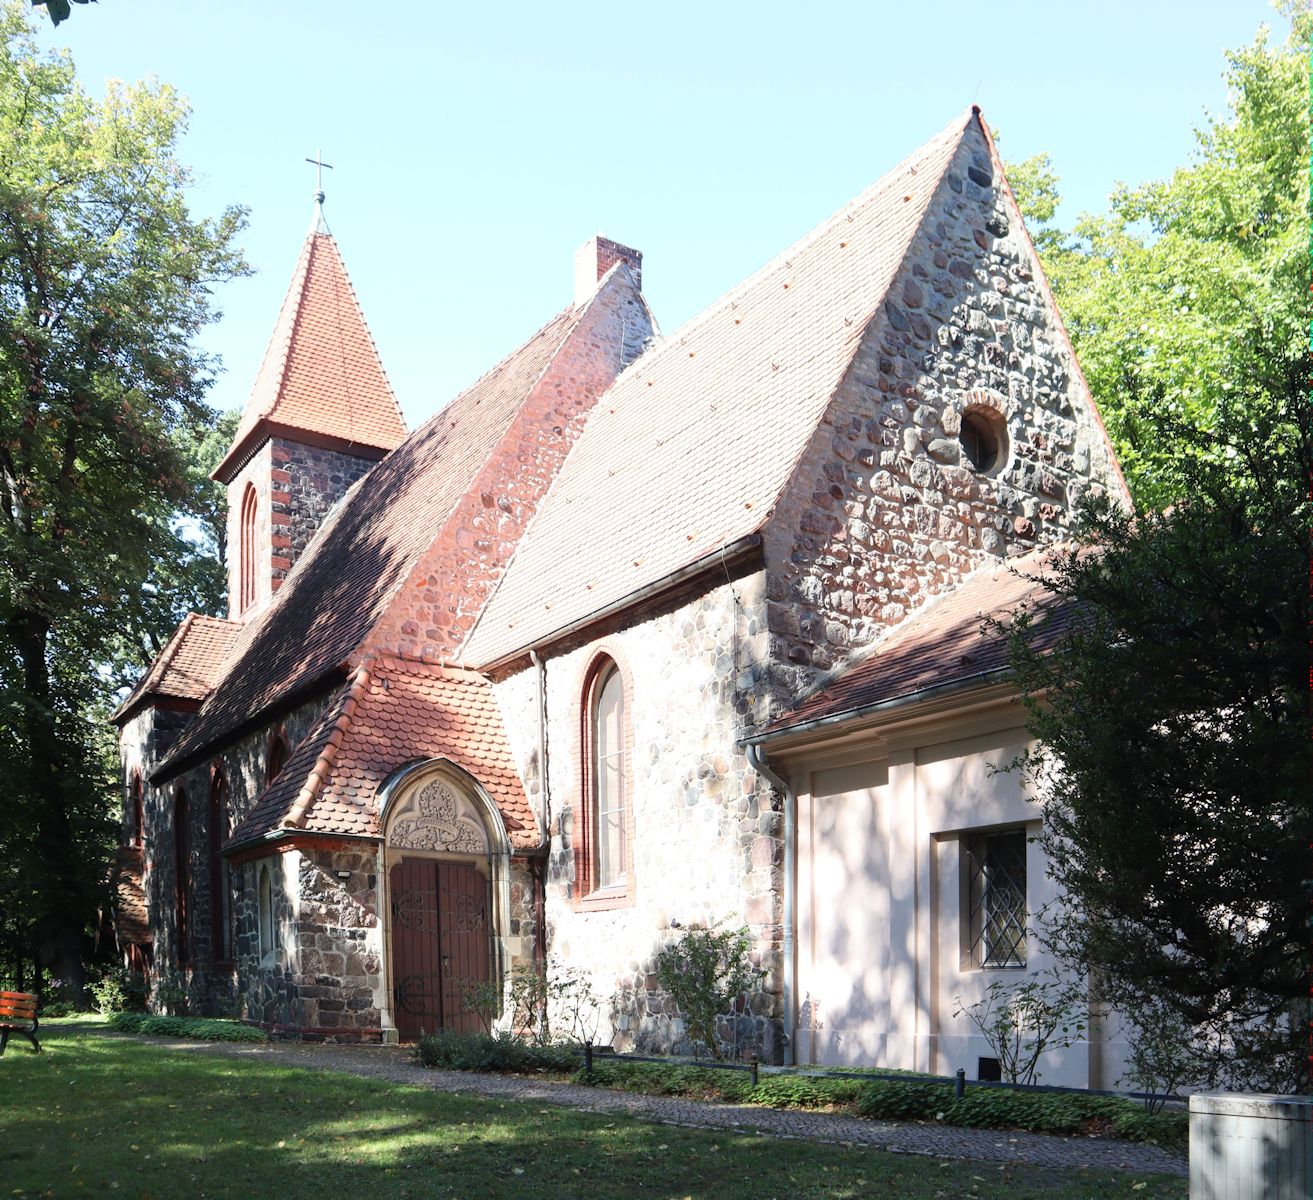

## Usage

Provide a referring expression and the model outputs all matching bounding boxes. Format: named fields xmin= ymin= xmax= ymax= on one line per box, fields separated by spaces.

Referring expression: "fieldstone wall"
xmin=231 ymin=851 xmax=300 ymax=1026
xmin=123 ymin=692 xmax=331 ymax=1016
xmin=493 ymin=572 xmax=785 ymax=1060
xmin=285 ymin=844 xmax=386 ymax=1039
xmin=224 ymin=437 xmax=379 ymax=620
xmin=269 ymin=437 xmax=379 ymax=591
xmin=763 ymin=122 xmax=1124 ymax=701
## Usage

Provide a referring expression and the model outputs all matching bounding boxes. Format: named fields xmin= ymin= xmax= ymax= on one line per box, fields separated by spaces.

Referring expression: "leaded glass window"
xmin=966 ymin=829 xmax=1027 ymax=968
xmin=592 ymin=665 xmax=627 ymax=891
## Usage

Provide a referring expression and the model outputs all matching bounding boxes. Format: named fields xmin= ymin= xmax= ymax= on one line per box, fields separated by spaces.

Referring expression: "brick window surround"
xmin=572 ymin=648 xmax=637 ymax=912
xmin=238 ymin=481 xmax=258 ymax=614
xmin=129 ymin=770 xmax=144 ymax=848
xmin=174 ymin=785 xmax=191 ymax=966
xmin=208 ymin=768 xmax=232 ymax=967
xmin=265 ymin=731 xmax=289 ymax=785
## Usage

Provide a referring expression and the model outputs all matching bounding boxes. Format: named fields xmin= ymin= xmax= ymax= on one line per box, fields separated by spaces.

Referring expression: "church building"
xmin=115 ymin=107 xmax=1131 ymax=1085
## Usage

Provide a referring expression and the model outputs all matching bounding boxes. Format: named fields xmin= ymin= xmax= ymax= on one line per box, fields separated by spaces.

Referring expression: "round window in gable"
xmin=960 ymin=409 xmax=1007 ymax=474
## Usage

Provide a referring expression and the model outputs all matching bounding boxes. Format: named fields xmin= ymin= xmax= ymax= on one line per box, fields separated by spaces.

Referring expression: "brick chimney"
xmin=574 ymin=235 xmax=642 ymax=306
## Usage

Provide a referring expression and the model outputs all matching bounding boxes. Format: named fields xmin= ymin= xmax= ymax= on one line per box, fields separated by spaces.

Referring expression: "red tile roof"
xmin=113 ymin=612 xmax=241 ymax=724
xmin=214 ymin=231 xmax=408 ymax=482
xmin=112 ymin=846 xmax=151 ymax=946
xmin=464 ymin=109 xmax=974 ymax=667
xmin=755 ymin=546 xmax=1074 ymax=737
xmin=157 ymin=307 xmax=585 ymax=780
xmin=226 ymin=656 xmax=534 ymax=852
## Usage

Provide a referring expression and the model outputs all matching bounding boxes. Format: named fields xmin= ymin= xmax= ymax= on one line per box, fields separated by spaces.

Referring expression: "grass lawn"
xmin=0 ymin=1022 xmax=1186 ymax=1199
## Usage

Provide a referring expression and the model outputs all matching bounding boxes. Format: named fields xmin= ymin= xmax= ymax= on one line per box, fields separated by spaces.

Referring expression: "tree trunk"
xmin=10 ymin=609 xmax=88 ymax=1002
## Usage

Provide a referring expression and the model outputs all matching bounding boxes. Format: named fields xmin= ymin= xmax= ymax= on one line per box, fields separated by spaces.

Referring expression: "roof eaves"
xmin=741 ymin=665 xmax=1015 ymax=748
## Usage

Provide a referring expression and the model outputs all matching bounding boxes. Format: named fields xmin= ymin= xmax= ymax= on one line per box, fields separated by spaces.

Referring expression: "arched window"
xmin=174 ymin=786 xmax=191 ymax=966
xmin=238 ymin=482 xmax=258 ymax=614
xmin=258 ymin=865 xmax=276 ymax=961
xmin=265 ymin=733 xmax=289 ymax=785
xmin=577 ymin=656 xmax=631 ymax=904
xmin=208 ymin=769 xmax=231 ymax=965
xmin=129 ymin=770 xmax=144 ymax=848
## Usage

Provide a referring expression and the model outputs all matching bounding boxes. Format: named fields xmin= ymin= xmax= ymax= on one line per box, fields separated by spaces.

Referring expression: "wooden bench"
xmin=0 ymin=991 xmax=41 ymax=1055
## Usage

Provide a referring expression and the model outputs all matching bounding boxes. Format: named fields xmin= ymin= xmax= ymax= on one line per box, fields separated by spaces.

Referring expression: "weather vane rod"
xmin=306 ymin=149 xmax=334 ymax=231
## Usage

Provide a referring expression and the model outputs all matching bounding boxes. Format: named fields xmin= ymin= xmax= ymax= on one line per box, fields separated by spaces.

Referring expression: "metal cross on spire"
xmin=306 ymin=149 xmax=334 ymax=232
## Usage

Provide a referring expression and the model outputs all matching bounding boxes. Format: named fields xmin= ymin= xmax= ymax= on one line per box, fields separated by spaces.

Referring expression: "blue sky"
xmin=33 ymin=0 xmax=1286 ymax=429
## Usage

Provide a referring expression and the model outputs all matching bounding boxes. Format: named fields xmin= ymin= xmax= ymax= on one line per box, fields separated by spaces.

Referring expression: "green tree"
xmin=1005 ymin=379 xmax=1312 ymax=1093
xmin=102 ymin=409 xmax=238 ymax=688
xmin=0 ymin=2 xmax=246 ymax=994
xmin=1008 ymin=7 xmax=1310 ymax=507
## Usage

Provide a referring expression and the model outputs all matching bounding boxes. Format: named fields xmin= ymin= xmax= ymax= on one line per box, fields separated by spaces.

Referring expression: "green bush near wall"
xmin=108 ymin=1012 xmax=268 ymax=1043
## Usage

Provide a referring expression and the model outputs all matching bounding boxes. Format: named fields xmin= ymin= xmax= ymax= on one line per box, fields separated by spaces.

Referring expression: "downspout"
xmin=529 ymin=648 xmax=551 ymax=966
xmin=529 ymin=649 xmax=551 ymax=846
xmin=745 ymin=742 xmax=797 ymax=1066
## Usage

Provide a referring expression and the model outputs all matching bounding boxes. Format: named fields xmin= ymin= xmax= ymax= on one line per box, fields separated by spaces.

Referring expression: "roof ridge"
xmin=620 ymin=108 xmax=975 ymax=392
xmin=113 ymin=612 xmax=196 ymax=720
xmin=251 ymin=233 xmax=314 ymax=431
xmin=414 ymin=304 xmax=582 ymax=436
xmin=372 ymin=654 xmax=484 ymax=681
xmin=748 ymin=110 xmax=976 ymax=536
xmin=357 ymin=307 xmax=589 ymax=667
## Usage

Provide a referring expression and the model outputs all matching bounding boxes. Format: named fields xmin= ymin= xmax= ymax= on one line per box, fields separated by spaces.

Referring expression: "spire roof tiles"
xmin=214 ymin=231 xmax=408 ymax=482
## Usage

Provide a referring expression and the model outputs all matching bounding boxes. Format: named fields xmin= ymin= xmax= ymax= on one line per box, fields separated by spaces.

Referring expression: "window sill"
xmin=573 ymin=882 xmax=635 ymax=912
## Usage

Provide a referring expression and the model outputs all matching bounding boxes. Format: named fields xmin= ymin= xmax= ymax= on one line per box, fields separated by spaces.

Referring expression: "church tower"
xmin=213 ymin=188 xmax=407 ymax=622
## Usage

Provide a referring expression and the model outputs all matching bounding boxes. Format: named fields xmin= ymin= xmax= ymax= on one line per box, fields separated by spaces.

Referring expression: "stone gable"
xmin=762 ymin=122 xmax=1123 ymax=701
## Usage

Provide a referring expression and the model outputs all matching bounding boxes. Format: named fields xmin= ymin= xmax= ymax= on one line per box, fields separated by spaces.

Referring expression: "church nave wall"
xmin=492 ymin=574 xmax=787 ymax=1061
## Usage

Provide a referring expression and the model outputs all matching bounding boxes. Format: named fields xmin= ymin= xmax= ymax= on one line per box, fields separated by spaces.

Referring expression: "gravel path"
xmin=102 ymin=1030 xmax=1187 ymax=1177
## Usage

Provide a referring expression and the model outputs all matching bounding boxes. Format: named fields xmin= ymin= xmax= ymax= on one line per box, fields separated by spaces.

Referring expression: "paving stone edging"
xmin=107 ymin=1031 xmax=1188 ymax=1178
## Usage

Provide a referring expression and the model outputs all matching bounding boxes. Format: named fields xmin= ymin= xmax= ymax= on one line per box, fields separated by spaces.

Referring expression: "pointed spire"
xmin=213 ymin=218 xmax=408 ymax=483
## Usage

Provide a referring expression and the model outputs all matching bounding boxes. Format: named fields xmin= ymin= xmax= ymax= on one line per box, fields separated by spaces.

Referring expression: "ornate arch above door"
xmin=386 ymin=776 xmax=489 ymax=855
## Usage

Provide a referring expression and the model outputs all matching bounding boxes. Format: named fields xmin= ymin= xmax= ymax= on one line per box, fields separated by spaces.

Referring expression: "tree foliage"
xmin=1005 ymin=381 xmax=1312 ymax=1092
xmin=30 ymin=0 xmax=92 ymax=28
xmin=0 ymin=1 xmax=246 ymax=990
xmin=1008 ymin=7 xmax=1311 ymax=507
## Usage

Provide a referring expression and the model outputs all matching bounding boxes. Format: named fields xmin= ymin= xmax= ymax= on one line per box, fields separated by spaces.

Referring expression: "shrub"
xmin=953 ymin=971 xmax=1087 ymax=1085
xmin=107 ymin=1012 xmax=267 ymax=1042
xmin=654 ymin=921 xmax=762 ymax=1060
xmin=1115 ymin=995 xmax=1208 ymax=1112
xmin=416 ymin=1029 xmax=579 ymax=1074
xmin=578 ymin=1059 xmax=754 ymax=1102
xmin=853 ymin=1076 xmax=1188 ymax=1151
xmin=89 ymin=967 xmax=148 ymax=1015
xmin=751 ymin=1074 xmax=866 ymax=1109
xmin=855 ymin=1080 xmax=948 ymax=1121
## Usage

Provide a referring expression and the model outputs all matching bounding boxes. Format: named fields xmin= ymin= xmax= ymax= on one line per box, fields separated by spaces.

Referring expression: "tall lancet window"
xmin=589 ymin=661 xmax=629 ymax=893
xmin=239 ymin=482 xmax=258 ymax=614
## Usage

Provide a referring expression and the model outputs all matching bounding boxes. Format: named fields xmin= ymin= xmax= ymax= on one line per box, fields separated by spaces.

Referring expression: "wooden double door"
xmin=389 ymin=857 xmax=491 ymax=1042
